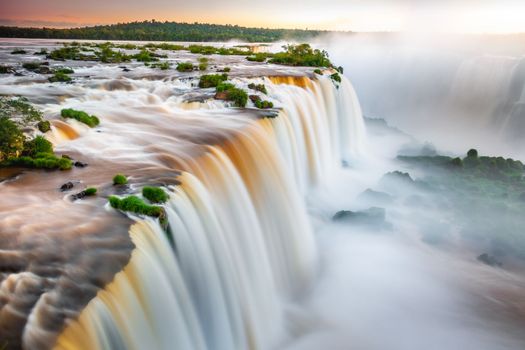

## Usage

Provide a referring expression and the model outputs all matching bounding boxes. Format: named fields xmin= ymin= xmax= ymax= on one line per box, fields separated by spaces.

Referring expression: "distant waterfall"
xmin=54 ymin=75 xmax=365 ymax=350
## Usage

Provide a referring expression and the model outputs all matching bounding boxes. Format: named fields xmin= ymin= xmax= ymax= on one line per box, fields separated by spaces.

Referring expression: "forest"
xmin=0 ymin=20 xmax=329 ymax=42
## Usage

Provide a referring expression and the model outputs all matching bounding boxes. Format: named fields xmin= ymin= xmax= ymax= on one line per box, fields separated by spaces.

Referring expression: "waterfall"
xmin=53 ymin=75 xmax=365 ymax=350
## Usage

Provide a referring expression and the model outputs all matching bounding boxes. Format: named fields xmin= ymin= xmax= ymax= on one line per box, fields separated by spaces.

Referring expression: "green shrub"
xmin=23 ymin=136 xmax=53 ymax=157
xmin=49 ymin=71 xmax=72 ymax=83
xmin=450 ymin=157 xmax=463 ymax=167
xmin=176 ymin=62 xmax=194 ymax=72
xmin=314 ymin=68 xmax=323 ymax=75
xmin=61 ymin=108 xmax=100 ymax=127
xmin=254 ymin=100 xmax=274 ymax=109
xmin=199 ymin=62 xmax=208 ymax=71
xmin=330 ymin=72 xmax=342 ymax=83
xmin=3 ymin=153 xmax=72 ymax=170
xmin=47 ymin=46 xmax=83 ymax=61
xmin=0 ymin=117 xmax=25 ymax=161
xmin=37 ymin=120 xmax=51 ymax=133
xmin=11 ymin=49 xmax=27 ymax=55
xmin=142 ymin=186 xmax=169 ymax=203
xmin=23 ymin=62 xmax=41 ymax=71
xmin=269 ymin=44 xmax=332 ymax=67
xmin=226 ymin=88 xmax=248 ymax=107
xmin=188 ymin=45 xmax=217 ymax=55
xmin=85 ymin=187 xmax=97 ymax=196
xmin=54 ymin=67 xmax=74 ymax=74
xmin=247 ymin=83 xmax=267 ymax=94
xmin=467 ymin=149 xmax=478 ymax=158
xmin=150 ymin=61 xmax=171 ymax=70
xmin=134 ymin=49 xmax=158 ymax=62
xmin=113 ymin=174 xmax=128 ymax=185
xmin=219 ymin=67 xmax=231 ymax=73
xmin=246 ymin=53 xmax=268 ymax=62
xmin=216 ymin=82 xmax=235 ymax=92
xmin=109 ymin=195 xmax=164 ymax=218
xmin=199 ymin=73 xmax=228 ymax=88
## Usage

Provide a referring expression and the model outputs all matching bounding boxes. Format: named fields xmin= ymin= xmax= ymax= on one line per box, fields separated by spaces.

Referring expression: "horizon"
xmin=2 ymin=0 xmax=525 ymax=34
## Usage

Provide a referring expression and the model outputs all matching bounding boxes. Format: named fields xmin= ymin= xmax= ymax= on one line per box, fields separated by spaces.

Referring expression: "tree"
xmin=0 ymin=117 xmax=25 ymax=161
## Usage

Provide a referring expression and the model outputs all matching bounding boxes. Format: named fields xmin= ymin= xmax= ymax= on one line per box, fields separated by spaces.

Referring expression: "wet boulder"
xmin=60 ymin=182 xmax=74 ymax=191
xmin=333 ymin=207 xmax=392 ymax=230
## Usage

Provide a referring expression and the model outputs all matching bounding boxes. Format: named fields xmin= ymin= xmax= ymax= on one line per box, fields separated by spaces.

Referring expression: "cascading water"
xmin=52 ymin=74 xmax=366 ymax=350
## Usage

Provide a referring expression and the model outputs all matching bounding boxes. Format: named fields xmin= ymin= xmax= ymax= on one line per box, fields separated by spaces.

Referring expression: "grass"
xmin=109 ymin=195 xmax=165 ymax=218
xmin=49 ymin=71 xmax=72 ymax=83
xmin=248 ymin=83 xmax=267 ymax=94
xmin=2 ymin=153 xmax=72 ymax=170
xmin=113 ymin=174 xmax=128 ymax=185
xmin=61 ymin=108 xmax=100 ymax=127
xmin=142 ymin=186 xmax=169 ymax=203
xmin=176 ymin=62 xmax=194 ymax=72
xmin=199 ymin=73 xmax=228 ymax=88
xmin=150 ymin=61 xmax=171 ymax=70
xmin=85 ymin=187 xmax=97 ymax=196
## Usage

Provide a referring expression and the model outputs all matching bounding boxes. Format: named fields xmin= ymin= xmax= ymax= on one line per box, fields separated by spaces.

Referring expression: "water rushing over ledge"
xmin=0 ymin=40 xmax=364 ymax=349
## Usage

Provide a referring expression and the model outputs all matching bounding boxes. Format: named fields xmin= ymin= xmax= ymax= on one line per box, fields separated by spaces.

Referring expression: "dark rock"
xmin=384 ymin=171 xmax=414 ymax=183
xmin=214 ymin=91 xmax=229 ymax=100
xmin=122 ymin=68 xmax=131 ymax=72
xmin=14 ymin=72 xmax=24 ymax=76
xmin=249 ymin=95 xmax=261 ymax=103
xmin=333 ymin=207 xmax=392 ymax=230
xmin=60 ymin=182 xmax=74 ymax=191
xmin=74 ymin=161 xmax=88 ymax=168
xmin=477 ymin=253 xmax=503 ymax=267
xmin=38 ymin=66 xmax=52 ymax=74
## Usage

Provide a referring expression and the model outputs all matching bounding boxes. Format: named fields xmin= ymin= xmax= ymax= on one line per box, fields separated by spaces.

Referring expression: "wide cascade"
xmin=40 ymin=75 xmax=365 ymax=350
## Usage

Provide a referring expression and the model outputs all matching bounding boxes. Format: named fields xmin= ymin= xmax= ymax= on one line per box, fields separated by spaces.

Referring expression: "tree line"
xmin=0 ymin=20 xmax=332 ymax=42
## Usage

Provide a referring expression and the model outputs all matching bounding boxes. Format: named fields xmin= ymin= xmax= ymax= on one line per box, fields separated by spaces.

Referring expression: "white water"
xmin=54 ymin=74 xmax=365 ymax=349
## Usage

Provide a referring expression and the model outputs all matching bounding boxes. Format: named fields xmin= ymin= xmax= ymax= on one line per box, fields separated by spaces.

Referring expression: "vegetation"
xmin=134 ymin=49 xmax=158 ymax=62
xmin=142 ymin=186 xmax=169 ymax=203
xmin=150 ymin=61 xmax=171 ymax=70
xmin=218 ymin=85 xmax=248 ymax=107
xmin=330 ymin=72 xmax=342 ymax=83
xmin=109 ymin=195 xmax=165 ymax=218
xmin=0 ymin=66 xmax=13 ymax=74
xmin=113 ymin=174 xmax=128 ymax=185
xmin=198 ymin=73 xmax=228 ymax=88
xmin=85 ymin=187 xmax=97 ymax=196
xmin=176 ymin=62 xmax=194 ymax=72
xmin=216 ymin=82 xmax=236 ymax=92
xmin=219 ymin=67 xmax=231 ymax=73
xmin=37 ymin=120 xmax=51 ymax=133
xmin=55 ymin=67 xmax=74 ymax=74
xmin=22 ymin=135 xmax=53 ymax=157
xmin=0 ymin=21 xmax=327 ymax=42
xmin=0 ymin=117 xmax=25 ymax=161
xmin=22 ymin=62 xmax=42 ymax=71
xmin=254 ymin=100 xmax=274 ymax=109
xmin=269 ymin=44 xmax=332 ymax=67
xmin=34 ymin=48 xmax=48 ymax=55
xmin=49 ymin=71 xmax=72 ymax=82
xmin=61 ymin=108 xmax=100 ymax=127
xmin=198 ymin=57 xmax=209 ymax=71
xmin=3 ymin=153 xmax=72 ymax=170
xmin=314 ymin=68 xmax=323 ymax=75
xmin=246 ymin=53 xmax=268 ymax=62
xmin=247 ymin=83 xmax=268 ymax=94
xmin=397 ymin=150 xmax=525 ymax=259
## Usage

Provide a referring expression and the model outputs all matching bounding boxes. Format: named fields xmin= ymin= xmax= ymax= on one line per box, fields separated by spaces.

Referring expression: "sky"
xmin=2 ymin=0 xmax=525 ymax=33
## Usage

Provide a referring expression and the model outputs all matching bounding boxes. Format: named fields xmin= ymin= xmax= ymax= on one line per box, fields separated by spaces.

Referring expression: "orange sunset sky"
xmin=1 ymin=0 xmax=525 ymax=33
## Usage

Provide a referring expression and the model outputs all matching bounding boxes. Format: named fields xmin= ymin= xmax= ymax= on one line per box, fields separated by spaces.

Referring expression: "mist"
xmin=315 ymin=32 xmax=525 ymax=160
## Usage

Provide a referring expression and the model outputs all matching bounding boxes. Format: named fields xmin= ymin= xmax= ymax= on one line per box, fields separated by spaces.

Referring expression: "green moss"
xmin=134 ymin=49 xmax=159 ymax=62
xmin=246 ymin=53 xmax=268 ymax=62
xmin=54 ymin=67 xmax=74 ymax=74
xmin=176 ymin=62 xmax=194 ymax=72
xmin=61 ymin=108 xmax=100 ymax=127
xmin=84 ymin=187 xmax=97 ymax=196
xmin=113 ymin=174 xmax=128 ymax=185
xmin=150 ymin=61 xmax=171 ymax=70
xmin=247 ymin=83 xmax=267 ymax=94
xmin=109 ymin=195 xmax=165 ymax=218
xmin=48 ymin=71 xmax=72 ymax=83
xmin=3 ymin=153 xmax=72 ymax=170
xmin=142 ymin=186 xmax=169 ymax=203
xmin=199 ymin=73 xmax=228 ymax=88
xmin=37 ymin=120 xmax=51 ymax=133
